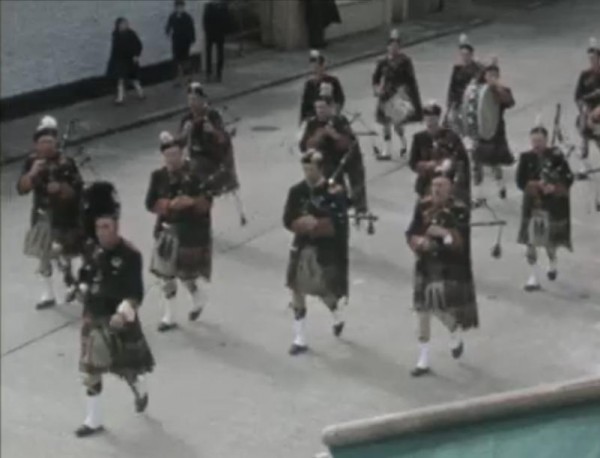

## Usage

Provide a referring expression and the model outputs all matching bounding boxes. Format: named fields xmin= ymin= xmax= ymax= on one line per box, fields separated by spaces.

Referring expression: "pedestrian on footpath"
xmin=302 ymin=0 xmax=341 ymax=50
xmin=203 ymin=0 xmax=231 ymax=83
xmin=165 ymin=0 xmax=196 ymax=88
xmin=106 ymin=17 xmax=145 ymax=105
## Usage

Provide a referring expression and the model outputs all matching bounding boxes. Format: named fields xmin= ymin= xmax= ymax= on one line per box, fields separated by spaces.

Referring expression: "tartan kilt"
xmin=287 ymin=246 xmax=343 ymax=299
xmin=412 ymin=266 xmax=479 ymax=330
xmin=151 ymin=231 xmax=212 ymax=281
xmin=517 ymin=197 xmax=572 ymax=250
xmin=79 ymin=316 xmax=155 ymax=378
xmin=24 ymin=216 xmax=83 ymax=260
xmin=472 ymin=136 xmax=515 ymax=166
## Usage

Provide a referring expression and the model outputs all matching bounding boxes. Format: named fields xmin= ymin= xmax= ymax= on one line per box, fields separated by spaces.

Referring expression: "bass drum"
xmin=477 ymin=84 xmax=501 ymax=141
xmin=461 ymin=80 xmax=480 ymax=139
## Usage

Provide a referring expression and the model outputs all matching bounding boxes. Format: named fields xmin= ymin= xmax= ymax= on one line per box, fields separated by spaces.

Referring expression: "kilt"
xmin=150 ymin=228 xmax=212 ymax=281
xmin=24 ymin=214 xmax=83 ymax=260
xmin=288 ymin=246 xmax=340 ymax=299
xmin=412 ymin=265 xmax=478 ymax=330
xmin=79 ymin=315 xmax=155 ymax=378
xmin=518 ymin=196 xmax=572 ymax=250
xmin=472 ymin=136 xmax=515 ymax=166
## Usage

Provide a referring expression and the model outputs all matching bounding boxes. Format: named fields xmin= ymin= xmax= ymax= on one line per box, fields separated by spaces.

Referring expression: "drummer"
xmin=471 ymin=58 xmax=515 ymax=205
xmin=445 ymin=34 xmax=484 ymax=136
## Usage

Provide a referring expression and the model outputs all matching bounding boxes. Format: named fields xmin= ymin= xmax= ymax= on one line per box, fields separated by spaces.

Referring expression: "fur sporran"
xmin=528 ymin=209 xmax=550 ymax=247
xmin=23 ymin=211 xmax=52 ymax=259
xmin=150 ymin=225 xmax=179 ymax=278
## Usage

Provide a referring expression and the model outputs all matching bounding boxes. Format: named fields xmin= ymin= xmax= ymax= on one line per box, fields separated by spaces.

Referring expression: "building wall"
xmin=0 ymin=0 xmax=207 ymax=99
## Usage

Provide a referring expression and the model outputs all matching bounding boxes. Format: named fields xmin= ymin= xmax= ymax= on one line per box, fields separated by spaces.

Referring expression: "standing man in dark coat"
xmin=166 ymin=0 xmax=196 ymax=87
xmin=302 ymin=0 xmax=341 ymax=49
xmin=106 ymin=18 xmax=145 ymax=105
xmin=203 ymin=0 xmax=231 ymax=82
xmin=574 ymin=37 xmax=600 ymax=160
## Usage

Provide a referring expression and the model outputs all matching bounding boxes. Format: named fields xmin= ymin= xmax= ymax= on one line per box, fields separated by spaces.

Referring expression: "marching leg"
xmin=546 ymin=246 xmax=558 ymax=281
xmin=472 ymin=161 xmax=485 ymax=207
xmin=412 ymin=311 xmax=432 ymax=377
xmin=394 ymin=123 xmax=407 ymax=157
xmin=524 ymin=245 xmax=541 ymax=292
xmin=493 ymin=166 xmax=507 ymax=199
xmin=125 ymin=374 xmax=149 ymax=413
xmin=132 ymin=80 xmax=145 ymax=100
xmin=233 ymin=191 xmax=248 ymax=226
xmin=59 ymin=257 xmax=78 ymax=304
xmin=436 ymin=310 xmax=462 ymax=359
xmin=75 ymin=375 xmax=104 ymax=438
xmin=324 ymin=295 xmax=345 ymax=338
xmin=289 ymin=291 xmax=308 ymax=356
xmin=36 ymin=259 xmax=56 ymax=310
xmin=158 ymin=278 xmax=178 ymax=332
xmin=115 ymin=79 xmax=125 ymax=105
xmin=378 ymin=124 xmax=393 ymax=160
xmin=184 ymin=277 xmax=209 ymax=322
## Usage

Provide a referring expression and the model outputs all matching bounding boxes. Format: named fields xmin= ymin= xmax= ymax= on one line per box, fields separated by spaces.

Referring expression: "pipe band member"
xmin=471 ymin=58 xmax=516 ymax=201
xmin=180 ymin=81 xmax=239 ymax=194
xmin=76 ymin=197 xmax=154 ymax=437
xmin=516 ymin=117 xmax=574 ymax=292
xmin=299 ymin=85 xmax=369 ymax=214
xmin=406 ymin=173 xmax=478 ymax=377
xmin=574 ymin=37 xmax=600 ymax=159
xmin=283 ymin=150 xmax=350 ymax=355
xmin=409 ymin=101 xmax=471 ymax=204
xmin=17 ymin=115 xmax=84 ymax=309
xmin=445 ymin=33 xmax=484 ymax=136
xmin=372 ymin=29 xmax=423 ymax=160
xmin=299 ymin=49 xmax=346 ymax=124
xmin=146 ymin=131 xmax=213 ymax=331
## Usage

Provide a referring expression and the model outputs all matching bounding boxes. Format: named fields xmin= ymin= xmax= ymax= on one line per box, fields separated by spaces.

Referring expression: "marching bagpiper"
xmin=516 ymin=118 xmax=574 ymax=292
xmin=574 ymin=37 xmax=600 ymax=159
xmin=406 ymin=172 xmax=478 ymax=377
xmin=471 ymin=58 xmax=516 ymax=202
xmin=445 ymin=34 xmax=484 ymax=136
xmin=17 ymin=116 xmax=84 ymax=309
xmin=146 ymin=131 xmax=214 ymax=331
xmin=179 ymin=81 xmax=239 ymax=194
xmin=409 ymin=101 xmax=471 ymax=204
xmin=299 ymin=85 xmax=369 ymax=214
xmin=283 ymin=150 xmax=349 ymax=355
xmin=299 ymin=50 xmax=346 ymax=124
xmin=75 ymin=186 xmax=154 ymax=437
xmin=372 ymin=29 xmax=423 ymax=160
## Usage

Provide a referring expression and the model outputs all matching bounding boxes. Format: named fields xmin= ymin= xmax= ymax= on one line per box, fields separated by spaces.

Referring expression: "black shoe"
xmin=157 ymin=322 xmax=178 ymax=333
xmin=36 ymin=299 xmax=56 ymax=310
xmin=451 ymin=341 xmax=464 ymax=359
xmin=333 ymin=322 xmax=345 ymax=337
xmin=135 ymin=393 xmax=149 ymax=413
xmin=524 ymin=283 xmax=541 ymax=292
xmin=499 ymin=188 xmax=507 ymax=199
xmin=376 ymin=153 xmax=392 ymax=161
xmin=547 ymin=270 xmax=557 ymax=281
xmin=189 ymin=308 xmax=203 ymax=322
xmin=410 ymin=366 xmax=431 ymax=377
xmin=288 ymin=344 xmax=308 ymax=356
xmin=75 ymin=425 xmax=104 ymax=438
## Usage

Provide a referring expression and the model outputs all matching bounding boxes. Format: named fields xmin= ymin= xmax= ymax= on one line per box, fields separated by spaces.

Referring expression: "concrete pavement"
xmin=2 ymin=0 xmax=600 ymax=457
xmin=0 ymin=13 xmax=491 ymax=165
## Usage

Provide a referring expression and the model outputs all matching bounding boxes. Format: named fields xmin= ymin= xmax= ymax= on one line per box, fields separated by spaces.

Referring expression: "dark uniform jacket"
xmin=145 ymin=162 xmax=213 ymax=249
xmin=446 ymin=61 xmax=484 ymax=108
xmin=300 ymin=74 xmax=345 ymax=122
xmin=17 ymin=153 xmax=83 ymax=230
xmin=166 ymin=11 xmax=196 ymax=55
xmin=106 ymin=29 xmax=143 ymax=80
xmin=409 ymin=128 xmax=470 ymax=200
xmin=575 ymin=69 xmax=600 ymax=109
xmin=372 ymin=54 xmax=423 ymax=122
xmin=284 ymin=180 xmax=349 ymax=298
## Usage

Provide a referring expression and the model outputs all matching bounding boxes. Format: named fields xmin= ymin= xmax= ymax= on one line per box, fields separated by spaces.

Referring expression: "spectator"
xmin=203 ymin=0 xmax=231 ymax=83
xmin=166 ymin=0 xmax=196 ymax=87
xmin=106 ymin=18 xmax=145 ymax=105
xmin=302 ymin=0 xmax=341 ymax=49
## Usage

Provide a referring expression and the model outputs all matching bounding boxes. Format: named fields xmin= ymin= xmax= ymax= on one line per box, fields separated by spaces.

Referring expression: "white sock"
xmin=450 ymin=330 xmax=462 ymax=350
xmin=116 ymin=80 xmax=125 ymax=101
xmin=84 ymin=394 xmax=102 ymax=429
xmin=548 ymin=258 xmax=557 ymax=272
xmin=474 ymin=185 xmax=484 ymax=202
xmin=527 ymin=266 xmax=540 ymax=286
xmin=188 ymin=278 xmax=209 ymax=312
xmin=134 ymin=376 xmax=147 ymax=397
xmin=132 ymin=80 xmax=144 ymax=97
xmin=417 ymin=342 xmax=429 ymax=369
xmin=383 ymin=139 xmax=392 ymax=156
xmin=41 ymin=276 xmax=56 ymax=302
xmin=293 ymin=319 xmax=307 ymax=347
xmin=332 ymin=307 xmax=344 ymax=326
xmin=161 ymin=296 xmax=176 ymax=324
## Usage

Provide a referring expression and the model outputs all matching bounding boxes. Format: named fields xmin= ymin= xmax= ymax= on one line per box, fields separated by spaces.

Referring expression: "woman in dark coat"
xmin=106 ymin=18 xmax=145 ymax=105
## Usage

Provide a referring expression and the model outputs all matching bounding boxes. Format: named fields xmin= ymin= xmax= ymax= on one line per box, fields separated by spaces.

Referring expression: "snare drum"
xmin=383 ymin=88 xmax=414 ymax=125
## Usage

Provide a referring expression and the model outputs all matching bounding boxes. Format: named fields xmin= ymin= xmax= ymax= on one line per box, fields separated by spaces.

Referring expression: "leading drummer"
xmin=445 ymin=34 xmax=484 ymax=136
xmin=574 ymin=37 xmax=600 ymax=160
xmin=409 ymin=101 xmax=471 ymax=204
xmin=17 ymin=115 xmax=84 ymax=309
xmin=471 ymin=58 xmax=516 ymax=203
xmin=516 ymin=118 xmax=574 ymax=292
xmin=372 ymin=29 xmax=423 ymax=160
